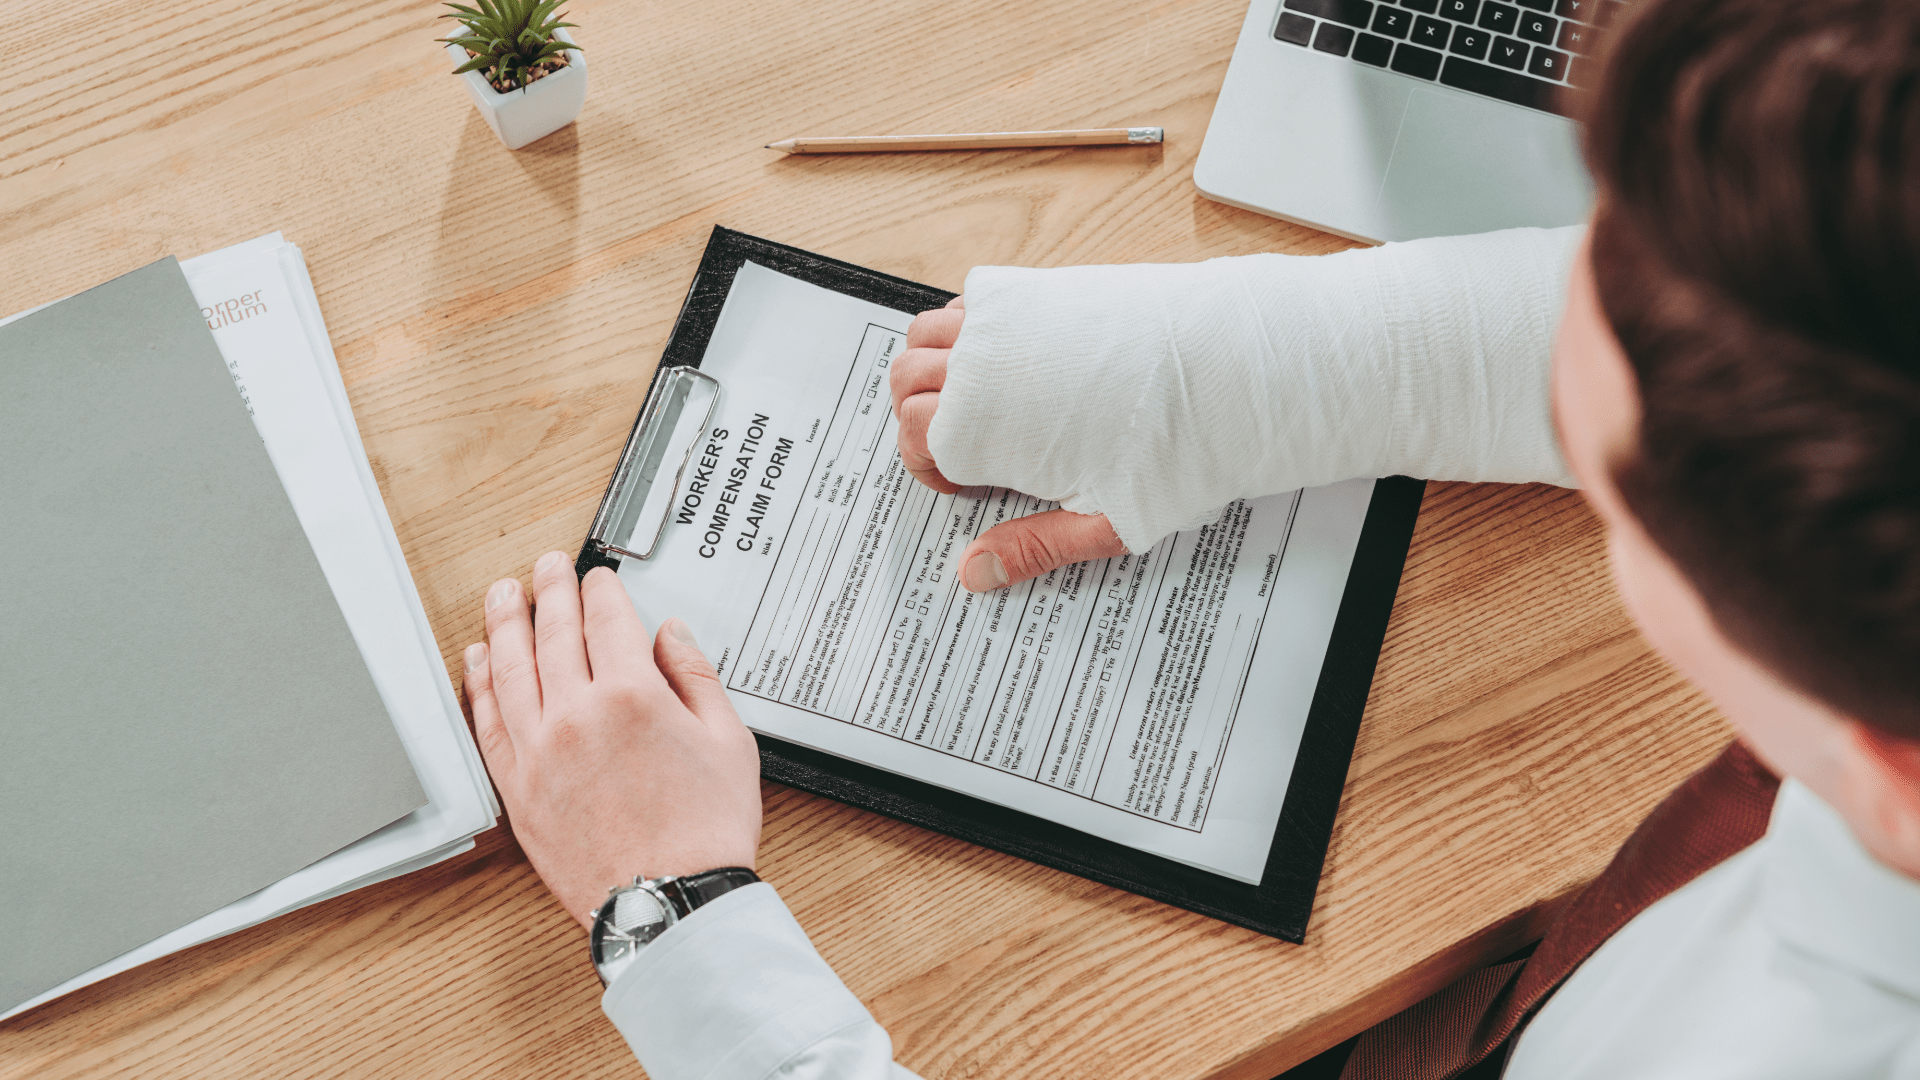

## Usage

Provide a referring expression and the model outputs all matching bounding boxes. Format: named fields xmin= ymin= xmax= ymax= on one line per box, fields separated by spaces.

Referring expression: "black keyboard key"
xmin=1488 ymin=34 xmax=1528 ymax=68
xmin=1450 ymin=24 xmax=1491 ymax=59
xmin=1412 ymin=15 xmax=1451 ymax=47
xmin=1373 ymin=6 xmax=1412 ymax=38
xmin=1568 ymin=54 xmax=1600 ymax=86
xmin=1527 ymin=43 xmax=1569 ymax=78
xmin=1515 ymin=0 xmax=1554 ymax=9
xmin=1286 ymin=0 xmax=1373 ymax=28
xmin=1275 ymin=11 xmax=1317 ymax=44
xmin=1441 ymin=55 xmax=1568 ymax=113
xmin=1391 ymin=41 xmax=1444 ymax=78
xmin=1353 ymin=31 xmax=1395 ymax=64
xmin=1438 ymin=0 xmax=1479 ymax=22
xmin=1314 ymin=21 xmax=1357 ymax=54
xmin=1399 ymin=0 xmax=1441 ymax=14
xmin=1555 ymin=0 xmax=1594 ymax=20
xmin=1594 ymin=0 xmax=1627 ymax=26
xmin=1557 ymin=19 xmax=1598 ymax=52
xmin=1477 ymin=1 xmax=1519 ymax=33
xmin=1517 ymin=10 xmax=1557 ymax=43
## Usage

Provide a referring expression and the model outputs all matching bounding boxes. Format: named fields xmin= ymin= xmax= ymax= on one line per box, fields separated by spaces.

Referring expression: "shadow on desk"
xmin=1276 ymin=1034 xmax=1361 ymax=1080
xmin=1274 ymin=941 xmax=1541 ymax=1080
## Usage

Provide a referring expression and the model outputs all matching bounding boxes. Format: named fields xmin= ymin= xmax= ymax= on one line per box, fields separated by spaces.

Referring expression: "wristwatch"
xmin=588 ymin=867 xmax=760 ymax=986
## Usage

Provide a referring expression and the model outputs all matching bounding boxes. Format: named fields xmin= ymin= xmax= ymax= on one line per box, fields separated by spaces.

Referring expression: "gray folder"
xmin=0 ymin=259 xmax=427 ymax=1014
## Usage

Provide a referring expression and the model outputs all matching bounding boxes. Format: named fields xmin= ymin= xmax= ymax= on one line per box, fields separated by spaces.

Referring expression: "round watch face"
xmin=591 ymin=882 xmax=676 ymax=984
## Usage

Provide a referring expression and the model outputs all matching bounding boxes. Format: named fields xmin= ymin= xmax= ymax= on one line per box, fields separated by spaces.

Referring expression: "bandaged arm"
xmin=923 ymin=226 xmax=1584 ymax=553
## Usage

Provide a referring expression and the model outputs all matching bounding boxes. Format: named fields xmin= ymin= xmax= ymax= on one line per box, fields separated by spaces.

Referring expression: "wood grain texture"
xmin=0 ymin=1 xmax=1731 ymax=1077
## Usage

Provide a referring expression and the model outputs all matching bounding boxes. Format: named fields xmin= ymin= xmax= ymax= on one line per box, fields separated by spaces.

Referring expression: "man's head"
xmin=1552 ymin=0 xmax=1920 ymax=869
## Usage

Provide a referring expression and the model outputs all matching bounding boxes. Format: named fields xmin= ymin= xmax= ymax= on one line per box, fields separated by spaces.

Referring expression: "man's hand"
xmin=892 ymin=297 xmax=1127 ymax=592
xmin=464 ymin=551 xmax=762 ymax=928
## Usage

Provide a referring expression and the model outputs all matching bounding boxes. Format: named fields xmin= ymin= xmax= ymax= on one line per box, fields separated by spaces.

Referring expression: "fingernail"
xmin=465 ymin=642 xmax=487 ymax=671
xmin=536 ymin=550 xmax=565 ymax=573
xmin=664 ymin=618 xmax=698 ymax=648
xmin=964 ymin=552 xmax=1008 ymax=591
xmin=486 ymin=578 xmax=515 ymax=611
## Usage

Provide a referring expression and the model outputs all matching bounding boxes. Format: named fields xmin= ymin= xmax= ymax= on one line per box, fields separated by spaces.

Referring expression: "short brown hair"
xmin=1585 ymin=0 xmax=1920 ymax=736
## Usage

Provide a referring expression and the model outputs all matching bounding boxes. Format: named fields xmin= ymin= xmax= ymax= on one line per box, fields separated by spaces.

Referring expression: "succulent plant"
xmin=440 ymin=0 xmax=583 ymax=94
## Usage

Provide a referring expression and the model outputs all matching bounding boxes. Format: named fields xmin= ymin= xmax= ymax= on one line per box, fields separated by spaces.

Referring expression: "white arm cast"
xmin=924 ymin=226 xmax=1585 ymax=553
xmin=602 ymin=884 xmax=922 ymax=1080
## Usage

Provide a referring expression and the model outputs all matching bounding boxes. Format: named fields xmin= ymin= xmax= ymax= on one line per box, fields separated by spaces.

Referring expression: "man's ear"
xmin=1844 ymin=723 xmax=1920 ymax=877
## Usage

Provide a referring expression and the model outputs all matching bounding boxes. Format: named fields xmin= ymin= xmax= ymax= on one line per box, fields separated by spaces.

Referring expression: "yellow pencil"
xmin=765 ymin=127 xmax=1165 ymax=154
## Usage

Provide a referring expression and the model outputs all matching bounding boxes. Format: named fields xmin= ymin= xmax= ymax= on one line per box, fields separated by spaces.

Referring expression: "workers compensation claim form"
xmin=618 ymin=261 xmax=1374 ymax=884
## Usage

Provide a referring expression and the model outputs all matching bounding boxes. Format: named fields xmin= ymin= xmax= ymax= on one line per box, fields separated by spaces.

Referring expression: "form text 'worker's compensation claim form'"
xmin=618 ymin=262 xmax=1374 ymax=883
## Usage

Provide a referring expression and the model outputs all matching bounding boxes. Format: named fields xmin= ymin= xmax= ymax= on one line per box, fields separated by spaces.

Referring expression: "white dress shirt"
xmin=600 ymin=231 xmax=1920 ymax=1078
xmin=1507 ymin=781 xmax=1920 ymax=1079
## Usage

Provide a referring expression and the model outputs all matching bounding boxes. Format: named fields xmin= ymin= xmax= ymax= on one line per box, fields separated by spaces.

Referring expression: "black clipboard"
xmin=577 ymin=226 xmax=1425 ymax=942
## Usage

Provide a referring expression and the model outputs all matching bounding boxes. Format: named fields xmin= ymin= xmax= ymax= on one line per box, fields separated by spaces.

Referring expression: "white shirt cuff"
xmin=600 ymin=882 xmax=920 ymax=1080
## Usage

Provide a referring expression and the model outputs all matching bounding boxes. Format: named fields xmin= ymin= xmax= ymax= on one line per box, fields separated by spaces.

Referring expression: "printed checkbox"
xmin=1100 ymin=671 xmax=1111 ymax=681
xmin=1049 ymin=614 xmax=1060 ymax=624
xmin=877 ymin=358 xmax=889 ymax=367
xmin=1039 ymin=644 xmax=1050 ymax=655
xmin=894 ymin=629 xmax=905 ymax=640
xmin=931 ymin=572 xmax=941 ymax=582
xmin=919 ymin=604 xmax=930 ymax=615
xmin=905 ymin=597 xmax=918 ymax=609
xmin=1109 ymin=590 xmax=1120 ymax=600
xmin=1022 ymin=636 xmax=1034 ymax=646
xmin=866 ymin=387 xmax=878 ymax=397
xmin=1098 ymin=620 xmax=1110 ymax=629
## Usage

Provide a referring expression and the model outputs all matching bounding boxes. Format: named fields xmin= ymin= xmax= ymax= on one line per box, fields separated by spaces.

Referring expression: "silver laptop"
xmin=1196 ymin=0 xmax=1607 ymax=243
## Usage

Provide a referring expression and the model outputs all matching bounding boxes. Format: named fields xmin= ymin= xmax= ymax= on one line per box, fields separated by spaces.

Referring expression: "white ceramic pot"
xmin=444 ymin=26 xmax=586 ymax=150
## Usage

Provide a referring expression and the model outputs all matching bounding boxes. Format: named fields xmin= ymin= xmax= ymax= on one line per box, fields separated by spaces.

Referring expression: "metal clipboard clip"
xmin=585 ymin=366 xmax=723 ymax=561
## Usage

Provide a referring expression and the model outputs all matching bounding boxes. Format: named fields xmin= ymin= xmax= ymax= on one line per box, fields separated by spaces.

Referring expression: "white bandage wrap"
xmin=924 ymin=226 xmax=1585 ymax=553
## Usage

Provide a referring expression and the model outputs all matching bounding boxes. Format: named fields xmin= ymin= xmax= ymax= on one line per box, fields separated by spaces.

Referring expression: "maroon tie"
xmin=1340 ymin=739 xmax=1781 ymax=1080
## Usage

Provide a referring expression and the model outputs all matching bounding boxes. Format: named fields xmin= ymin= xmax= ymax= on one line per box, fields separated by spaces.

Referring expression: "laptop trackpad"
xmin=1376 ymin=87 xmax=1593 ymax=237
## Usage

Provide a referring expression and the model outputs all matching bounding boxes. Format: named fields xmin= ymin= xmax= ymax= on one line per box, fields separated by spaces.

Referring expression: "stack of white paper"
xmin=0 ymin=234 xmax=498 ymax=1021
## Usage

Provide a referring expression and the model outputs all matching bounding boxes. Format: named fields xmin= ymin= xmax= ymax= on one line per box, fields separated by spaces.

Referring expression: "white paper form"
xmin=0 ymin=236 xmax=497 ymax=1020
xmin=619 ymin=262 xmax=1375 ymax=883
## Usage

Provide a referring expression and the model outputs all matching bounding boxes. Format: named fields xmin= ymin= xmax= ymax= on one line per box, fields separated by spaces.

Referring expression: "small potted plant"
xmin=440 ymin=1 xmax=587 ymax=150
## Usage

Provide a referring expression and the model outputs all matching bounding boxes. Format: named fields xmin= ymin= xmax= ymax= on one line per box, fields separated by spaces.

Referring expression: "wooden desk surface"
xmin=0 ymin=1 xmax=1731 ymax=1076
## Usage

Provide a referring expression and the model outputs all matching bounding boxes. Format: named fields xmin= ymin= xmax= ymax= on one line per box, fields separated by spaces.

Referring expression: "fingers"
xmin=889 ymin=346 xmax=947 ymax=416
xmin=653 ymin=618 xmax=741 ymax=729
xmin=579 ymin=566 xmax=661 ymax=689
xmin=906 ymin=461 xmax=960 ymax=494
xmin=960 ymin=509 xmax=1127 ymax=591
xmin=895 ymin=303 xmax=964 ymax=494
xmin=529 ymin=551 xmax=589 ymax=686
xmin=483 ymin=576 xmax=543 ymax=727
xmin=897 ymin=392 xmax=960 ymax=494
xmin=463 ymin=641 xmax=514 ymax=773
xmin=905 ymin=306 xmax=964 ymax=351
xmin=946 ymin=295 xmax=965 ymax=309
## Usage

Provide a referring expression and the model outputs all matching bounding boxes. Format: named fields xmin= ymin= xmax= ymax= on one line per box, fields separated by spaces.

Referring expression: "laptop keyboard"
xmin=1273 ymin=0 xmax=1624 ymax=117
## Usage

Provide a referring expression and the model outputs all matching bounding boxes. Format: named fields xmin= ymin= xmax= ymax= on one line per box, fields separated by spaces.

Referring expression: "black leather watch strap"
xmin=658 ymin=867 xmax=759 ymax=916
